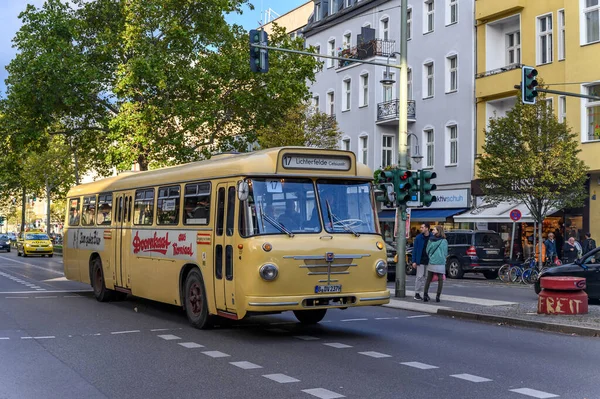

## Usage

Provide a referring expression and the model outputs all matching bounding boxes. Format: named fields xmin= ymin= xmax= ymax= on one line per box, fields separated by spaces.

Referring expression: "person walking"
xmin=411 ymin=223 xmax=430 ymax=301
xmin=583 ymin=233 xmax=596 ymax=255
xmin=423 ymin=225 xmax=448 ymax=303
xmin=563 ymin=237 xmax=579 ymax=264
xmin=544 ymin=233 xmax=557 ymax=265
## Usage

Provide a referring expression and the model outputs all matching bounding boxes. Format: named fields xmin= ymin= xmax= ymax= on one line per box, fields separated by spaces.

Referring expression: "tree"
xmin=4 ymin=2 xmax=318 ymax=171
xmin=257 ymin=102 xmax=342 ymax=149
xmin=478 ymin=90 xmax=588 ymax=266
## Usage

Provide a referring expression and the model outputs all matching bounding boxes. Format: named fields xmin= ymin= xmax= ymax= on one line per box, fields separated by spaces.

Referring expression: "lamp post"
xmin=379 ymin=0 xmax=409 ymax=298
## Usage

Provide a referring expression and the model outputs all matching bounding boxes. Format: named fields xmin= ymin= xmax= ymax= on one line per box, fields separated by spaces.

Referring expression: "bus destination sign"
xmin=282 ymin=154 xmax=351 ymax=171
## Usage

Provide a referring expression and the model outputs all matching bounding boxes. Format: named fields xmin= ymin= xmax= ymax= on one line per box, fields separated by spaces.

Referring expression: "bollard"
xmin=537 ymin=276 xmax=588 ymax=315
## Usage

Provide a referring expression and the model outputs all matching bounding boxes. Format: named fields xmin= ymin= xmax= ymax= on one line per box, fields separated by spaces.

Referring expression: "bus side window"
xmin=68 ymin=198 xmax=81 ymax=226
xmin=82 ymin=195 xmax=96 ymax=226
xmin=226 ymin=187 xmax=236 ymax=236
xmin=134 ymin=189 xmax=155 ymax=225
xmin=216 ymin=188 xmax=225 ymax=236
xmin=157 ymin=185 xmax=181 ymax=225
xmin=97 ymin=194 xmax=113 ymax=225
xmin=184 ymin=182 xmax=211 ymax=225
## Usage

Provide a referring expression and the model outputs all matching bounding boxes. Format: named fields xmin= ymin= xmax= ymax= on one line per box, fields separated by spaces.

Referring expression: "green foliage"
xmin=257 ymin=102 xmax=342 ymax=149
xmin=478 ymin=90 xmax=588 ymax=223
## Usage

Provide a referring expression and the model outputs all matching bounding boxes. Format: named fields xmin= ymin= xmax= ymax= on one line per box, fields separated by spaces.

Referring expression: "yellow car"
xmin=17 ymin=230 xmax=54 ymax=257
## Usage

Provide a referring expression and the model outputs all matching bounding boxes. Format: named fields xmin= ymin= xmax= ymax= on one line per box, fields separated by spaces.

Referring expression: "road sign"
xmin=510 ymin=209 xmax=522 ymax=222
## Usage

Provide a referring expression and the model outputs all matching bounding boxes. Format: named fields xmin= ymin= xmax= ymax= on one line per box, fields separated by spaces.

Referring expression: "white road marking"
xmin=375 ymin=317 xmax=393 ymax=320
xmin=389 ymin=289 xmax=516 ymax=306
xmin=406 ymin=315 xmax=431 ymax=319
xmin=5 ymin=296 xmax=29 ymax=299
xmin=294 ymin=335 xmax=320 ymax=341
xmin=230 ymin=361 xmax=263 ymax=370
xmin=509 ymin=388 xmax=559 ymax=398
xmin=268 ymin=321 xmax=296 ymax=326
xmin=301 ymin=388 xmax=345 ymax=398
xmin=266 ymin=328 xmax=288 ymax=333
xmin=21 ymin=337 xmax=33 ymax=339
xmin=202 ymin=351 xmax=230 ymax=358
xmin=359 ymin=351 xmax=392 ymax=358
xmin=262 ymin=374 xmax=300 ymax=384
xmin=35 ymin=289 xmax=46 ymax=291
xmin=323 ymin=343 xmax=353 ymax=349
xmin=0 ymin=337 xmax=10 ymax=340
xmin=157 ymin=334 xmax=181 ymax=340
xmin=35 ymin=296 xmax=57 ymax=299
xmin=178 ymin=342 xmax=204 ymax=349
xmin=400 ymin=362 xmax=438 ymax=370
xmin=0 ymin=257 xmax=63 ymax=274
xmin=150 ymin=328 xmax=171 ymax=332
xmin=110 ymin=330 xmax=140 ymax=335
xmin=42 ymin=277 xmax=68 ymax=282
xmin=33 ymin=336 xmax=55 ymax=339
xmin=64 ymin=295 xmax=83 ymax=298
xmin=450 ymin=374 xmax=492 ymax=383
xmin=340 ymin=318 xmax=368 ymax=322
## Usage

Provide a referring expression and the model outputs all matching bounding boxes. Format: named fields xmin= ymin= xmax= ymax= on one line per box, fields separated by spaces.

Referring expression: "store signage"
xmin=281 ymin=154 xmax=351 ymax=171
xmin=429 ymin=189 xmax=470 ymax=209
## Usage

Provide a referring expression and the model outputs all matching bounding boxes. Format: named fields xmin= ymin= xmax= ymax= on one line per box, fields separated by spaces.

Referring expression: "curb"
xmin=437 ymin=309 xmax=600 ymax=337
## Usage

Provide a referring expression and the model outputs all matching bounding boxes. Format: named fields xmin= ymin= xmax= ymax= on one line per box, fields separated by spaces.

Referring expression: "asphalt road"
xmin=1 ymin=252 xmax=598 ymax=399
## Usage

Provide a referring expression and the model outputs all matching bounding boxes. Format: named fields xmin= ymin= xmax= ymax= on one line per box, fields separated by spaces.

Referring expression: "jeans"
xmin=414 ymin=264 xmax=427 ymax=294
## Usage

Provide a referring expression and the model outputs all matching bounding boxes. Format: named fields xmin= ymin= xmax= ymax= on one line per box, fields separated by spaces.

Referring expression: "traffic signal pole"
xmin=395 ymin=0 xmax=409 ymax=298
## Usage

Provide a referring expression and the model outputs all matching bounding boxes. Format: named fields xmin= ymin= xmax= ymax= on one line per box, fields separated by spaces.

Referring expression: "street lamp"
xmin=380 ymin=51 xmax=401 ymax=89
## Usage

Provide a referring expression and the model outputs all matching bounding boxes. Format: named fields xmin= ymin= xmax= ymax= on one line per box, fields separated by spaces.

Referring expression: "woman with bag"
xmin=423 ymin=225 xmax=448 ymax=303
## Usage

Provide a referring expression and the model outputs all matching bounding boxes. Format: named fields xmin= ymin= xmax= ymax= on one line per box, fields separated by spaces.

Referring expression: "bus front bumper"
xmin=246 ymin=289 xmax=390 ymax=312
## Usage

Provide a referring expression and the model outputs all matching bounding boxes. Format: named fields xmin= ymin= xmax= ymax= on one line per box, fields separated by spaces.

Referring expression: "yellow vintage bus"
xmin=63 ymin=147 xmax=390 ymax=328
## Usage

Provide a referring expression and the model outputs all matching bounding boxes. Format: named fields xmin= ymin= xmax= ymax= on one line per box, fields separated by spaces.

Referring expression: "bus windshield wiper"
xmin=325 ymin=200 xmax=359 ymax=237
xmin=258 ymin=202 xmax=294 ymax=237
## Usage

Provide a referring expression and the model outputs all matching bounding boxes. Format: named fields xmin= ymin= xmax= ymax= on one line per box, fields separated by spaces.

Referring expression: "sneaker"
xmin=413 ymin=293 xmax=422 ymax=300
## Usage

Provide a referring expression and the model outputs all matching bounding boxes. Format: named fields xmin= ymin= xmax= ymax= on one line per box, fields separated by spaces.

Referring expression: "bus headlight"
xmin=259 ymin=264 xmax=279 ymax=281
xmin=375 ymin=260 xmax=387 ymax=277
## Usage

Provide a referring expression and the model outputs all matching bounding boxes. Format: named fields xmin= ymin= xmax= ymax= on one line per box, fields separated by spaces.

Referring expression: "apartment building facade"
xmin=460 ymin=0 xmax=600 ymax=245
xmin=302 ymin=0 xmax=475 ymax=229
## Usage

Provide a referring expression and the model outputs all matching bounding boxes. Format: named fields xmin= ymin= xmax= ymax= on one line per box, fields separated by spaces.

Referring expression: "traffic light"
xmin=375 ymin=170 xmax=396 ymax=206
xmin=394 ymin=169 xmax=413 ymax=205
xmin=249 ymin=29 xmax=269 ymax=73
xmin=419 ymin=170 xmax=437 ymax=207
xmin=521 ymin=66 xmax=538 ymax=105
xmin=407 ymin=171 xmax=420 ymax=202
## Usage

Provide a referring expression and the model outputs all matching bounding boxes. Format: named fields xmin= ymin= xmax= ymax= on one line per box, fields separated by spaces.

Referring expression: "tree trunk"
xmin=538 ymin=218 xmax=544 ymax=269
xmin=137 ymin=153 xmax=149 ymax=171
xmin=21 ymin=187 xmax=26 ymax=233
xmin=45 ymin=179 xmax=52 ymax=236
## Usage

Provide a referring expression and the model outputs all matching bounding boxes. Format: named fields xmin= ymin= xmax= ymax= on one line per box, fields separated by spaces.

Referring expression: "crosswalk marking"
xmin=157 ymin=334 xmax=181 ymax=340
xmin=262 ymin=374 xmax=300 ymax=384
xmin=178 ymin=342 xmax=204 ymax=348
xmin=323 ymin=343 xmax=352 ymax=349
xmin=358 ymin=351 xmax=392 ymax=358
xmin=400 ymin=361 xmax=438 ymax=370
xmin=230 ymin=361 xmax=262 ymax=370
xmin=450 ymin=374 xmax=492 ymax=383
xmin=509 ymin=388 xmax=559 ymax=398
xmin=301 ymin=388 xmax=345 ymax=398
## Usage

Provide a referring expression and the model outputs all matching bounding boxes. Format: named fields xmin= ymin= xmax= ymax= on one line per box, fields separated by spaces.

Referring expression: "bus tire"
xmin=184 ymin=269 xmax=211 ymax=329
xmin=91 ymin=258 xmax=113 ymax=302
xmin=293 ymin=309 xmax=327 ymax=325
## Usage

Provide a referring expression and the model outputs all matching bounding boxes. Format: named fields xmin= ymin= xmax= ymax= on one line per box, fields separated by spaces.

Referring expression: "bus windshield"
xmin=239 ymin=178 xmax=377 ymax=237
xmin=317 ymin=179 xmax=377 ymax=234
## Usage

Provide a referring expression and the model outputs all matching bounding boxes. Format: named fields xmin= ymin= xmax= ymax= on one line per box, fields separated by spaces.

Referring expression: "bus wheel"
xmin=92 ymin=258 xmax=113 ymax=302
xmin=293 ymin=309 xmax=327 ymax=325
xmin=184 ymin=269 xmax=211 ymax=329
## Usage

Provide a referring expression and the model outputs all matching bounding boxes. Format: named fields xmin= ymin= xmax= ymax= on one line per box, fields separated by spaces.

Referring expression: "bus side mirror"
xmin=237 ymin=180 xmax=249 ymax=201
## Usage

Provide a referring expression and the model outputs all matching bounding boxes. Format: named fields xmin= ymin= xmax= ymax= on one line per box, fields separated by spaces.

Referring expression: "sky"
xmin=0 ymin=0 xmax=309 ymax=96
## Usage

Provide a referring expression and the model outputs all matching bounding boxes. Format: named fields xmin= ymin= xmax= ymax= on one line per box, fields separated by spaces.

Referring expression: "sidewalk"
xmin=384 ymin=288 xmax=600 ymax=337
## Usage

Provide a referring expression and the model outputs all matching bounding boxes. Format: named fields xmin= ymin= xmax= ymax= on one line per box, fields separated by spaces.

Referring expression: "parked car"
xmin=534 ymin=247 xmax=600 ymax=300
xmin=0 ymin=235 xmax=11 ymax=252
xmin=445 ymin=230 xmax=505 ymax=279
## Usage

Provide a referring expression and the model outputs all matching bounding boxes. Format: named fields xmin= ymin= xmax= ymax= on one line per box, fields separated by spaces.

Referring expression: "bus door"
xmin=213 ymin=183 xmax=237 ymax=313
xmin=114 ymin=193 xmax=133 ymax=288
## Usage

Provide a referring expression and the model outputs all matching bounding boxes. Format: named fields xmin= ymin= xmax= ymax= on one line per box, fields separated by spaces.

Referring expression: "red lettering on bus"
xmin=172 ymin=242 xmax=194 ymax=256
xmin=132 ymin=231 xmax=172 ymax=255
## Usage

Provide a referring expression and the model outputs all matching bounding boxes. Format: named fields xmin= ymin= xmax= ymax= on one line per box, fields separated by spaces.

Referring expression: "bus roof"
xmin=67 ymin=147 xmax=373 ymax=197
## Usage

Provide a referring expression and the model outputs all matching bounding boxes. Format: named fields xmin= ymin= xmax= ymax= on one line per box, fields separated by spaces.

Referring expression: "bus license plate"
xmin=315 ymin=285 xmax=342 ymax=294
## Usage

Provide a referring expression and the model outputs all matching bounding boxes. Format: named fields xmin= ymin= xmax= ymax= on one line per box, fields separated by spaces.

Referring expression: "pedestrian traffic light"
xmin=407 ymin=171 xmax=420 ymax=202
xmin=419 ymin=170 xmax=437 ymax=207
xmin=521 ymin=66 xmax=538 ymax=105
xmin=249 ymin=29 xmax=269 ymax=73
xmin=394 ymin=169 xmax=413 ymax=205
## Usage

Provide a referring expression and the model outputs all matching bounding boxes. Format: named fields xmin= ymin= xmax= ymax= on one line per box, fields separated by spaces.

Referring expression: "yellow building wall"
xmin=262 ymin=2 xmax=313 ymax=36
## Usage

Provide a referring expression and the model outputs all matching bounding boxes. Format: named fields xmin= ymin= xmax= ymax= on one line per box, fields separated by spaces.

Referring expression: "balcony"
xmin=376 ymin=100 xmax=416 ymax=125
xmin=475 ymin=64 xmax=522 ymax=100
xmin=337 ymin=39 xmax=396 ymax=69
xmin=476 ymin=0 xmax=525 ymax=22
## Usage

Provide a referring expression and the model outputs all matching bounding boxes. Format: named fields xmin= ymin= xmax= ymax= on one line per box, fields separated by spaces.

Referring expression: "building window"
xmin=346 ymin=0 xmax=352 ymax=7
xmin=447 ymin=0 xmax=458 ymax=25
xmin=315 ymin=3 xmax=321 ymax=22
xmin=382 ymin=135 xmax=393 ymax=167
xmin=407 ymin=8 xmax=412 ymax=40
xmin=330 ymin=0 xmax=337 ymax=15
xmin=424 ymin=0 xmax=435 ymax=33
xmin=360 ymin=74 xmax=369 ymax=107
xmin=342 ymin=138 xmax=350 ymax=151
xmin=327 ymin=91 xmax=335 ymax=116
xmin=558 ymin=9 xmax=565 ymax=60
xmin=425 ymin=129 xmax=434 ymax=168
xmin=424 ymin=62 xmax=434 ymax=98
xmin=583 ymin=0 xmax=600 ymax=44
xmin=343 ymin=32 xmax=351 ymax=49
xmin=506 ymin=31 xmax=521 ymax=65
xmin=537 ymin=14 xmax=553 ymax=65
xmin=446 ymin=55 xmax=457 ymax=93
xmin=381 ymin=18 xmax=389 ymax=40
xmin=342 ymin=79 xmax=351 ymax=111
xmin=383 ymin=71 xmax=394 ymax=101
xmin=407 ymin=68 xmax=413 ymax=100
xmin=446 ymin=125 xmax=458 ymax=166
xmin=559 ymin=95 xmax=566 ymax=123
xmin=585 ymin=84 xmax=600 ymax=141
xmin=328 ymin=39 xmax=335 ymax=68
xmin=360 ymin=136 xmax=368 ymax=164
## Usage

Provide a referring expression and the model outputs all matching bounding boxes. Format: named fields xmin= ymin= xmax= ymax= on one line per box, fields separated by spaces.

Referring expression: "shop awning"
xmin=378 ymin=210 xmax=396 ymax=221
xmin=410 ymin=208 xmax=469 ymax=222
xmin=453 ymin=201 xmax=558 ymax=223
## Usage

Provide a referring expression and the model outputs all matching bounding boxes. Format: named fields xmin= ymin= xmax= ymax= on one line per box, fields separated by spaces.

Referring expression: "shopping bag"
xmin=432 ymin=274 xmax=445 ymax=282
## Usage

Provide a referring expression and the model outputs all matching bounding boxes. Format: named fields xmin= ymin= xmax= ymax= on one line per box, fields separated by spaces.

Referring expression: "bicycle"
xmin=509 ymin=257 xmax=537 ymax=284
